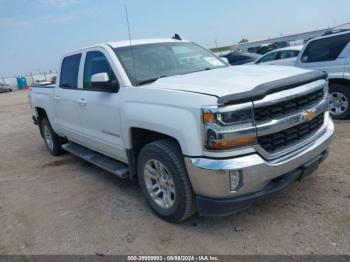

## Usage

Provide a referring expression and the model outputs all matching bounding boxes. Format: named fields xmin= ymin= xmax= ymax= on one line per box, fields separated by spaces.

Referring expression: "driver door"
xmin=76 ymin=49 xmax=126 ymax=162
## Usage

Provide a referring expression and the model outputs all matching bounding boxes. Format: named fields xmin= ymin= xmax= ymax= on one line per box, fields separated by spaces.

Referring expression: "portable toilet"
xmin=16 ymin=77 xmax=28 ymax=90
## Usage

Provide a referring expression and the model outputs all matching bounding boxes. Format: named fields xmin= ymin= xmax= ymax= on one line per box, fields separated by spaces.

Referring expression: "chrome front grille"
xmin=257 ymin=113 xmax=324 ymax=153
xmin=254 ymin=88 xmax=324 ymax=122
xmin=253 ymin=79 xmax=328 ymax=158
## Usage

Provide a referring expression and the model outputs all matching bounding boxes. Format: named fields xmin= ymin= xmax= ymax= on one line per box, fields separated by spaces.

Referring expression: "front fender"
xmin=120 ymin=87 xmax=217 ymax=156
xmin=122 ymin=102 xmax=202 ymax=156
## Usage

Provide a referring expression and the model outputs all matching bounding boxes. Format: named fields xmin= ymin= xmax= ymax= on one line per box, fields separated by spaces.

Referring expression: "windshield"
xmin=114 ymin=42 xmax=227 ymax=85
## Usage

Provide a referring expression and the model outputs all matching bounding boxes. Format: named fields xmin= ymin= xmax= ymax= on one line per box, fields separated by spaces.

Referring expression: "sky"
xmin=0 ymin=0 xmax=350 ymax=77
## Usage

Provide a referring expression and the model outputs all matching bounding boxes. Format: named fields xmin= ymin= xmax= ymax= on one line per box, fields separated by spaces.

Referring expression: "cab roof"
xmin=64 ymin=38 xmax=191 ymax=56
xmin=107 ymin=38 xmax=190 ymax=48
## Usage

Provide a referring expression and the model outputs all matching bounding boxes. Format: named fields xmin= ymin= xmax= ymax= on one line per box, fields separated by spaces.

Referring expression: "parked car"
xmin=247 ymin=46 xmax=260 ymax=53
xmin=256 ymin=44 xmax=278 ymax=55
xmin=253 ymin=46 xmax=303 ymax=66
xmin=28 ymin=38 xmax=333 ymax=222
xmin=295 ymin=31 xmax=350 ymax=119
xmin=33 ymin=80 xmax=53 ymax=86
xmin=273 ymin=41 xmax=289 ymax=48
xmin=322 ymin=28 xmax=350 ymax=36
xmin=0 ymin=83 xmax=13 ymax=93
xmin=220 ymin=51 xmax=261 ymax=65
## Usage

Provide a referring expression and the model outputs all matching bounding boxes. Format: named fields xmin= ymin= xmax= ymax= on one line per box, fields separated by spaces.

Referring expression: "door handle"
xmin=78 ymin=98 xmax=87 ymax=106
xmin=54 ymin=95 xmax=61 ymax=101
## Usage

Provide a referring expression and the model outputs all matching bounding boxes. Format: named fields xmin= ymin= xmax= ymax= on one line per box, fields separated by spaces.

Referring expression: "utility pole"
xmin=30 ymin=73 xmax=34 ymax=84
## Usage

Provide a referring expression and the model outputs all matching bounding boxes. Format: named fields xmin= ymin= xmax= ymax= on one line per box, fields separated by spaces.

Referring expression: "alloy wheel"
xmin=144 ymin=159 xmax=176 ymax=209
xmin=329 ymin=92 xmax=348 ymax=116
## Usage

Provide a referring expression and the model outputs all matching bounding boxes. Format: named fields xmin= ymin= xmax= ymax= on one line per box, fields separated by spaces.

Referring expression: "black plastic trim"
xmin=31 ymin=84 xmax=55 ymax=89
xmin=217 ymin=71 xmax=328 ymax=105
xmin=126 ymin=148 xmax=137 ymax=180
xmin=32 ymin=116 xmax=38 ymax=125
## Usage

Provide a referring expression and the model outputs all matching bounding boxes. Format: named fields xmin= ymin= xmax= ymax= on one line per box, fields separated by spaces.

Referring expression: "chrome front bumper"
xmin=184 ymin=116 xmax=334 ymax=199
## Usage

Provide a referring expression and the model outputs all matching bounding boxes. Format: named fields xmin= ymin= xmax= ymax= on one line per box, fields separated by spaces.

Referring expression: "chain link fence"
xmin=1 ymin=71 xmax=57 ymax=90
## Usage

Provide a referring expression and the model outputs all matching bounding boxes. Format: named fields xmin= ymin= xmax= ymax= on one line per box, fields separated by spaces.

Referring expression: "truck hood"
xmin=149 ymin=65 xmax=313 ymax=98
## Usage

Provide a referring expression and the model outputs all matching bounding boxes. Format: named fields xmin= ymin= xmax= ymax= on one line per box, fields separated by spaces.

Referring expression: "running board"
xmin=62 ymin=142 xmax=129 ymax=179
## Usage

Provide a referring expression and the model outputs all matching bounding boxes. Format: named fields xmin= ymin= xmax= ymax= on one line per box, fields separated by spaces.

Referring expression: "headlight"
xmin=202 ymin=103 xmax=256 ymax=150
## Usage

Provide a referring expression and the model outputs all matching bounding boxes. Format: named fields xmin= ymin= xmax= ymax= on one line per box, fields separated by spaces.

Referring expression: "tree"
xmin=239 ymin=38 xmax=249 ymax=43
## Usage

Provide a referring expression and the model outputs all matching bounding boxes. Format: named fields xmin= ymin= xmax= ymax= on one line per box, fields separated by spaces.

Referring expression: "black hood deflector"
xmin=217 ymin=71 xmax=327 ymax=105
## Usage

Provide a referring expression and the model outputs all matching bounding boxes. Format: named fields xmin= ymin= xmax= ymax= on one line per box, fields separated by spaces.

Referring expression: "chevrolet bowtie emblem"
xmin=304 ymin=111 xmax=316 ymax=122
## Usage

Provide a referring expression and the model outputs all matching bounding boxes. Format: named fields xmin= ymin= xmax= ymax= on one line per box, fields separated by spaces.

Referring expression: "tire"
xmin=39 ymin=118 xmax=64 ymax=156
xmin=137 ymin=139 xmax=196 ymax=222
xmin=329 ymin=84 xmax=350 ymax=119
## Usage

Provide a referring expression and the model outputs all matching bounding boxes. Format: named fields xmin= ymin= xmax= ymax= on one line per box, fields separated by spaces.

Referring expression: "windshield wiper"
xmin=198 ymin=67 xmax=214 ymax=72
xmin=137 ymin=75 xmax=168 ymax=86
xmin=183 ymin=67 xmax=215 ymax=75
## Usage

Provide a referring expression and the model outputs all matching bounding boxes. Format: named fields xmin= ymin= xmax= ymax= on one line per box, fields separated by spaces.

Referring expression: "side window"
xmin=83 ymin=51 xmax=117 ymax=90
xmin=257 ymin=51 xmax=278 ymax=63
xmin=280 ymin=50 xmax=299 ymax=59
xmin=302 ymin=33 xmax=350 ymax=63
xmin=60 ymin=54 xmax=81 ymax=89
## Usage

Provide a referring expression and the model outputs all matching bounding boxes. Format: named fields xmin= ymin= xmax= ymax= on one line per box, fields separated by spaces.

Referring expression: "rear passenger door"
xmin=344 ymin=42 xmax=350 ymax=80
xmin=54 ymin=53 xmax=84 ymax=142
xmin=297 ymin=33 xmax=350 ymax=78
xmin=76 ymin=49 xmax=126 ymax=161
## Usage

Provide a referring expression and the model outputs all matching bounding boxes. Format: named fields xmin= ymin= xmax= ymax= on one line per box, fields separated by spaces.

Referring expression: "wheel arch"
xmin=126 ymin=127 xmax=182 ymax=180
xmin=35 ymin=107 xmax=48 ymax=138
xmin=328 ymin=78 xmax=350 ymax=88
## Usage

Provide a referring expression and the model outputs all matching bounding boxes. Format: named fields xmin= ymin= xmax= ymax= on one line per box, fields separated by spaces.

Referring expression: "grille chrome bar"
xmin=255 ymin=97 xmax=329 ymax=136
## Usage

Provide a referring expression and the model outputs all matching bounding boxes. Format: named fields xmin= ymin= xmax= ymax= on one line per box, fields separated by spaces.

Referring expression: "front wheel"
xmin=329 ymin=84 xmax=350 ymax=119
xmin=137 ymin=139 xmax=195 ymax=222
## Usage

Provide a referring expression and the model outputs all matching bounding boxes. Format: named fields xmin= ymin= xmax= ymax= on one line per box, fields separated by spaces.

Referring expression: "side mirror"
xmin=301 ymin=56 xmax=308 ymax=63
xmin=91 ymin=72 xmax=109 ymax=83
xmin=90 ymin=72 xmax=119 ymax=92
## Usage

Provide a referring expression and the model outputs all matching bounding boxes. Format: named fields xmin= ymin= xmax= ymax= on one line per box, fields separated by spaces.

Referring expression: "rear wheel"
xmin=40 ymin=118 xmax=64 ymax=156
xmin=137 ymin=139 xmax=195 ymax=222
xmin=329 ymin=84 xmax=350 ymax=119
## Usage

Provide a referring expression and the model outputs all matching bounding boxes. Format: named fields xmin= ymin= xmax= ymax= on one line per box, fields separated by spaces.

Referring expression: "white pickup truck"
xmin=28 ymin=38 xmax=334 ymax=222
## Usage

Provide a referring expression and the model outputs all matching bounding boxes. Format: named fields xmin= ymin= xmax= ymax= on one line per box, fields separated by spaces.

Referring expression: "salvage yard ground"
xmin=0 ymin=91 xmax=349 ymax=255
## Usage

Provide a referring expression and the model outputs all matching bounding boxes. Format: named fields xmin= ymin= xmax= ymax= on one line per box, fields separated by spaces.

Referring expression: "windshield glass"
xmin=114 ymin=42 xmax=227 ymax=85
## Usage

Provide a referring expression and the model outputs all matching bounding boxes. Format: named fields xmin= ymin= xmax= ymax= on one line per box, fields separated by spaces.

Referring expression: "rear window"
xmin=302 ymin=33 xmax=350 ymax=63
xmin=60 ymin=54 xmax=81 ymax=89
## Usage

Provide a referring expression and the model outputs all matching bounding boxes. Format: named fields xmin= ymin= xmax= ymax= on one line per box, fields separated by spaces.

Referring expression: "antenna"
xmin=172 ymin=33 xmax=182 ymax=40
xmin=125 ymin=5 xmax=137 ymax=84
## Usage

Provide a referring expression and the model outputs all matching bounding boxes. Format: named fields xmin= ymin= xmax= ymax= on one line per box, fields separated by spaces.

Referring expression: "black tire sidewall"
xmin=329 ymin=84 xmax=350 ymax=119
xmin=137 ymin=141 xmax=193 ymax=222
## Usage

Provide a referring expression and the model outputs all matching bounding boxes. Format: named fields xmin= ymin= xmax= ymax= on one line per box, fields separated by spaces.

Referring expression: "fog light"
xmin=229 ymin=171 xmax=241 ymax=191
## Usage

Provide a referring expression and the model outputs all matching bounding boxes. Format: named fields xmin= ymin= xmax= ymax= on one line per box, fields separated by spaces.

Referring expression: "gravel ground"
xmin=0 ymin=91 xmax=349 ymax=255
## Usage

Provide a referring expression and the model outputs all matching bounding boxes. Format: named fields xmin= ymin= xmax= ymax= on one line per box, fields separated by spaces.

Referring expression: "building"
xmin=236 ymin=23 xmax=350 ymax=53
